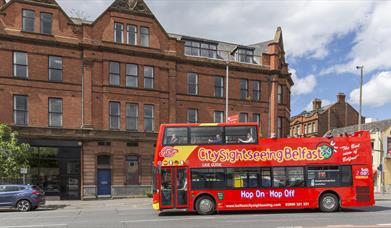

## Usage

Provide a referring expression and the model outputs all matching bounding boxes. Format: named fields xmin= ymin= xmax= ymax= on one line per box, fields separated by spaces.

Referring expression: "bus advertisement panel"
xmin=153 ymin=123 xmax=374 ymax=215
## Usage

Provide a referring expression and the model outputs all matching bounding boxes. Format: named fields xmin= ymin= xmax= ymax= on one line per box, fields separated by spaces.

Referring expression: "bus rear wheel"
xmin=195 ymin=195 xmax=215 ymax=215
xmin=319 ymin=193 xmax=339 ymax=212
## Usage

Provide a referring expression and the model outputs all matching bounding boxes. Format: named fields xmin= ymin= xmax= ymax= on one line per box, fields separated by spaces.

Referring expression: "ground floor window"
xmin=28 ymin=145 xmax=81 ymax=200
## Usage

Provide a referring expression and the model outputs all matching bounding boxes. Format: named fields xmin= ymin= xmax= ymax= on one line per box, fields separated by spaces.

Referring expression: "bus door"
xmin=160 ymin=167 xmax=189 ymax=209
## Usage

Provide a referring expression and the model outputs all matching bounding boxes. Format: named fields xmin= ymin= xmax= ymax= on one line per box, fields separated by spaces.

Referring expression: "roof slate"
xmin=329 ymin=119 xmax=391 ymax=136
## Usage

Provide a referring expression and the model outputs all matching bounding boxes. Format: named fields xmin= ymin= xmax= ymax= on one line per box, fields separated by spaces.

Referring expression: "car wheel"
xmin=195 ymin=195 xmax=215 ymax=215
xmin=16 ymin=200 xmax=31 ymax=212
xmin=319 ymin=193 xmax=339 ymax=212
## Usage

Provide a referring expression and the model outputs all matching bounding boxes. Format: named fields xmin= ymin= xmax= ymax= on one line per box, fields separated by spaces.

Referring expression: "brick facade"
xmin=0 ymin=0 xmax=292 ymax=199
xmin=290 ymin=93 xmax=365 ymax=137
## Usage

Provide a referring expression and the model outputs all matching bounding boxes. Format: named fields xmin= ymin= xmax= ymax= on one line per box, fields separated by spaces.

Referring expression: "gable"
xmin=89 ymin=0 xmax=174 ymax=51
xmin=0 ymin=0 xmax=81 ymax=40
xmin=109 ymin=0 xmax=152 ymax=15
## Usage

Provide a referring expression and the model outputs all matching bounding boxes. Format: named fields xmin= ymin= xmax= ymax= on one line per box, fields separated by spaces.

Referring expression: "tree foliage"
xmin=0 ymin=124 xmax=31 ymax=179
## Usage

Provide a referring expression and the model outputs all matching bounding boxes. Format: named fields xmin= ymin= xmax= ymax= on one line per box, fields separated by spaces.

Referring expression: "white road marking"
xmin=121 ymin=216 xmax=215 ymax=223
xmin=377 ymin=224 xmax=391 ymax=226
xmin=0 ymin=224 xmax=67 ymax=228
xmin=327 ymin=226 xmax=354 ymax=227
xmin=0 ymin=216 xmax=72 ymax=221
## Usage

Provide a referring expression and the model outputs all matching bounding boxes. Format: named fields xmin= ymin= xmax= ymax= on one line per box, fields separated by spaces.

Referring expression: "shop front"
xmin=24 ymin=140 xmax=81 ymax=200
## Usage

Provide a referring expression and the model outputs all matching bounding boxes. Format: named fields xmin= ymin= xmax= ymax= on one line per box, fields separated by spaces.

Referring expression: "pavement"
xmin=43 ymin=197 xmax=150 ymax=210
xmin=375 ymin=192 xmax=391 ymax=201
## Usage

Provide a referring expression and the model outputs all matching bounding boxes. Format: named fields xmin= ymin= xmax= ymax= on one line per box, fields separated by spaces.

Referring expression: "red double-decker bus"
xmin=152 ymin=123 xmax=374 ymax=215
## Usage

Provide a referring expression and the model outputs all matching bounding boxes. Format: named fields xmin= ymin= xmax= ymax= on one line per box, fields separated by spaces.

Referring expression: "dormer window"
xmin=22 ymin=10 xmax=35 ymax=32
xmin=127 ymin=25 xmax=137 ymax=45
xmin=40 ymin=12 xmax=52 ymax=35
xmin=235 ymin=48 xmax=254 ymax=63
xmin=140 ymin=27 xmax=149 ymax=47
xmin=114 ymin=23 xmax=124 ymax=43
xmin=184 ymin=40 xmax=217 ymax=59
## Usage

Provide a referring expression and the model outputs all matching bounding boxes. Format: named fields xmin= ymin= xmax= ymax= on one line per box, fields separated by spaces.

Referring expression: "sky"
xmin=55 ymin=0 xmax=391 ymax=121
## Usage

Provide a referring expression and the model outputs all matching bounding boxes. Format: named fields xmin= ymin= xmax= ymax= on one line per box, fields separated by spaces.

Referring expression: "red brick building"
xmin=290 ymin=93 xmax=364 ymax=138
xmin=0 ymin=0 xmax=292 ymax=199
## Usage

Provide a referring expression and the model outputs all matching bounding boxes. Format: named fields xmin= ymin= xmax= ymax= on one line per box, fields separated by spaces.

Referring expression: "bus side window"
xmin=287 ymin=167 xmax=304 ymax=187
xmin=190 ymin=127 xmax=223 ymax=145
xmin=261 ymin=167 xmax=271 ymax=188
xmin=307 ymin=166 xmax=340 ymax=187
xmin=341 ymin=166 xmax=352 ymax=186
xmin=227 ymin=168 xmax=259 ymax=188
xmin=163 ymin=127 xmax=188 ymax=145
xmin=225 ymin=126 xmax=257 ymax=144
xmin=272 ymin=167 xmax=287 ymax=188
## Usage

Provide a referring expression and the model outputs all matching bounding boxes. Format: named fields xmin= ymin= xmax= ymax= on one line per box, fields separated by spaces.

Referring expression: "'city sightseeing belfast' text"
xmin=197 ymin=147 xmax=326 ymax=163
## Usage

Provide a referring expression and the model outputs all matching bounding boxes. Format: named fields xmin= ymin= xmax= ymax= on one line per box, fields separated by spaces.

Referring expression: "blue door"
xmin=97 ymin=169 xmax=111 ymax=196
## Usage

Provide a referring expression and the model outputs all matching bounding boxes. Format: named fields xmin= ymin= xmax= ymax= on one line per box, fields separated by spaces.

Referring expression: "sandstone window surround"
xmin=49 ymin=56 xmax=62 ymax=82
xmin=126 ymin=63 xmax=138 ymax=88
xmin=240 ymin=79 xmax=248 ymax=100
xmin=277 ymin=84 xmax=283 ymax=104
xmin=22 ymin=9 xmax=35 ymax=32
xmin=239 ymin=112 xmax=248 ymax=123
xmin=252 ymin=80 xmax=260 ymax=101
xmin=109 ymin=62 xmax=120 ymax=86
xmin=109 ymin=101 xmax=120 ymax=130
xmin=277 ymin=117 xmax=283 ymax=138
xmin=214 ymin=76 xmax=224 ymax=98
xmin=144 ymin=66 xmax=154 ymax=89
xmin=144 ymin=104 xmax=154 ymax=132
xmin=126 ymin=103 xmax=138 ymax=131
xmin=114 ymin=22 xmax=124 ymax=43
xmin=48 ymin=98 xmax=63 ymax=128
xmin=187 ymin=73 xmax=198 ymax=95
xmin=127 ymin=25 xmax=137 ymax=45
xmin=187 ymin=109 xmax=198 ymax=123
xmin=214 ymin=111 xmax=224 ymax=123
xmin=13 ymin=95 xmax=28 ymax=126
xmin=140 ymin=26 xmax=149 ymax=47
xmin=40 ymin=12 xmax=52 ymax=35
xmin=252 ymin=113 xmax=260 ymax=126
xmin=13 ymin=52 xmax=28 ymax=78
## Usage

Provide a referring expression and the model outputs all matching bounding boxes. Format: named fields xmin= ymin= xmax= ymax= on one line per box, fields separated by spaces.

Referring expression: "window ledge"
xmin=21 ymin=30 xmax=54 ymax=37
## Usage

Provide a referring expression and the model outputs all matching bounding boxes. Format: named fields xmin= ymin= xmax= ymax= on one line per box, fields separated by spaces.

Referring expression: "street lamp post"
xmin=356 ymin=65 xmax=364 ymax=131
xmin=225 ymin=61 xmax=229 ymax=122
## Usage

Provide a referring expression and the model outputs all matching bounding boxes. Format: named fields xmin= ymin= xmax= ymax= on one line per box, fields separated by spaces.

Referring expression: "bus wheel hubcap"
xmin=323 ymin=196 xmax=335 ymax=209
xmin=200 ymin=199 xmax=212 ymax=212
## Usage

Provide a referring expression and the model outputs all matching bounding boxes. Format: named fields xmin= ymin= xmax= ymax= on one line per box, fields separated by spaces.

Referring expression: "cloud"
xmin=55 ymin=0 xmax=373 ymax=61
xmin=348 ymin=71 xmax=391 ymax=107
xmin=305 ymin=99 xmax=332 ymax=112
xmin=290 ymin=69 xmax=317 ymax=96
xmin=321 ymin=2 xmax=391 ymax=75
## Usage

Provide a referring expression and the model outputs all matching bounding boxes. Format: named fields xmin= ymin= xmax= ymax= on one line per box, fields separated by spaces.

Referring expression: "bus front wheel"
xmin=319 ymin=193 xmax=339 ymax=212
xmin=195 ymin=195 xmax=215 ymax=215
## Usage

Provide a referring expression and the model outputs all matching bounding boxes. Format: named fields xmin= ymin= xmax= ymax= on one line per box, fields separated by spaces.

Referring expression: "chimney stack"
xmin=312 ymin=98 xmax=322 ymax=111
xmin=337 ymin=92 xmax=346 ymax=103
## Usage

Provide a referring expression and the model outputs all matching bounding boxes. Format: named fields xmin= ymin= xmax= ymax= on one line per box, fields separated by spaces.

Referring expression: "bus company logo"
xmin=160 ymin=146 xmax=178 ymax=158
xmin=318 ymin=144 xmax=334 ymax=159
xmin=355 ymin=168 xmax=369 ymax=179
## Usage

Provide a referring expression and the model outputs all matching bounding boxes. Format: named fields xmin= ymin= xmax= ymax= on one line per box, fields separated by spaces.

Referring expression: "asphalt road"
xmin=0 ymin=200 xmax=391 ymax=228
